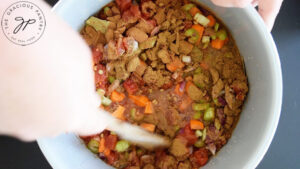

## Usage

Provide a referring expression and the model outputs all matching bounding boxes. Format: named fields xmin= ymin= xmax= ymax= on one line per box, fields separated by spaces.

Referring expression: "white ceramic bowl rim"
xmin=38 ymin=1 xmax=282 ymax=169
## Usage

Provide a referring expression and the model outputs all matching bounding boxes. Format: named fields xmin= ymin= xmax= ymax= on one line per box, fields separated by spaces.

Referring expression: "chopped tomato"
xmin=95 ymin=64 xmax=108 ymax=90
xmin=106 ymin=151 xmax=118 ymax=165
xmin=192 ymin=148 xmax=209 ymax=166
xmin=92 ymin=46 xmax=103 ymax=65
xmin=123 ymin=78 xmax=138 ymax=94
xmin=129 ymin=4 xmax=141 ymax=18
xmin=178 ymin=124 xmax=198 ymax=146
xmin=105 ymin=134 xmax=118 ymax=150
xmin=116 ymin=0 xmax=131 ymax=12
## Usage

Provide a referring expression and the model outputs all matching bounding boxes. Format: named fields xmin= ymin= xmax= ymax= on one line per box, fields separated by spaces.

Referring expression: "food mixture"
xmin=80 ymin=0 xmax=249 ymax=168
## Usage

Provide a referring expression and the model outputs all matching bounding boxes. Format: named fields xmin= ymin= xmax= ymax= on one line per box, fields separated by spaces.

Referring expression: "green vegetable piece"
xmin=87 ymin=139 xmax=99 ymax=153
xmin=204 ymin=107 xmax=215 ymax=121
xmin=211 ymin=34 xmax=217 ymax=40
xmin=97 ymin=89 xmax=105 ymax=96
xmin=130 ymin=108 xmax=136 ymax=119
xmin=193 ymin=111 xmax=202 ymax=119
xmin=115 ymin=140 xmax=130 ymax=152
xmin=195 ymin=130 xmax=203 ymax=137
xmin=185 ymin=28 xmax=196 ymax=37
xmin=202 ymin=36 xmax=210 ymax=43
xmin=182 ymin=3 xmax=195 ymax=11
xmin=194 ymin=140 xmax=205 ymax=148
xmin=202 ymin=128 xmax=207 ymax=141
xmin=86 ymin=16 xmax=110 ymax=33
xmin=194 ymin=67 xmax=202 ymax=74
xmin=101 ymin=96 xmax=112 ymax=106
xmin=216 ymin=29 xmax=227 ymax=40
xmin=194 ymin=13 xmax=210 ymax=27
xmin=108 ymin=76 xmax=115 ymax=84
xmin=214 ymin=22 xmax=220 ymax=32
xmin=192 ymin=103 xmax=210 ymax=111
xmin=203 ymin=42 xmax=209 ymax=49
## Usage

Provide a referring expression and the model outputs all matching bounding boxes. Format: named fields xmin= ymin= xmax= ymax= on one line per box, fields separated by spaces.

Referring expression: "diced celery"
xmin=86 ymin=16 xmax=110 ymax=33
xmin=87 ymin=139 xmax=99 ymax=153
xmin=182 ymin=55 xmax=192 ymax=63
xmin=195 ymin=130 xmax=203 ymax=137
xmin=216 ymin=29 xmax=227 ymax=40
xmin=193 ymin=111 xmax=202 ymax=119
xmin=101 ymin=96 xmax=112 ymax=106
xmin=202 ymin=128 xmax=207 ymax=141
xmin=194 ymin=13 xmax=210 ymax=27
xmin=130 ymin=108 xmax=136 ymax=119
xmin=115 ymin=140 xmax=130 ymax=152
xmin=192 ymin=103 xmax=210 ymax=111
xmin=211 ymin=34 xmax=217 ymax=40
xmin=202 ymin=42 xmax=209 ymax=49
xmin=97 ymin=89 xmax=105 ymax=96
xmin=194 ymin=140 xmax=205 ymax=148
xmin=108 ymin=76 xmax=115 ymax=84
xmin=214 ymin=22 xmax=220 ymax=32
xmin=202 ymin=36 xmax=210 ymax=43
xmin=185 ymin=28 xmax=196 ymax=37
xmin=182 ymin=3 xmax=195 ymax=11
xmin=204 ymin=107 xmax=215 ymax=121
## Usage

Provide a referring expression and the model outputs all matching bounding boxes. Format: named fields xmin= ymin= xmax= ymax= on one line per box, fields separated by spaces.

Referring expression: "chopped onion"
xmin=206 ymin=143 xmax=217 ymax=155
xmin=182 ymin=55 xmax=191 ymax=63
xmin=202 ymin=36 xmax=210 ymax=43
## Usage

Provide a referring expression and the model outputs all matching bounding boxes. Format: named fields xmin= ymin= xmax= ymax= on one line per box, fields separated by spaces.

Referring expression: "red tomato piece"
xmin=193 ymin=148 xmax=209 ymax=166
xmin=116 ymin=0 xmax=132 ymax=12
xmin=123 ymin=78 xmax=138 ymax=94
xmin=95 ymin=64 xmax=108 ymax=90
xmin=147 ymin=19 xmax=156 ymax=27
xmin=105 ymin=134 xmax=118 ymax=150
xmin=129 ymin=4 xmax=141 ymax=18
xmin=178 ymin=124 xmax=198 ymax=146
xmin=92 ymin=46 xmax=103 ymax=65
xmin=106 ymin=151 xmax=118 ymax=165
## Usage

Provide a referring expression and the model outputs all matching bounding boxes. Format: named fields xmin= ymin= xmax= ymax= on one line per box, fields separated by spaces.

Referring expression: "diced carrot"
xmin=190 ymin=120 xmax=204 ymax=130
xmin=112 ymin=105 xmax=126 ymax=120
xmin=99 ymin=138 xmax=105 ymax=153
xmin=207 ymin=15 xmax=216 ymax=27
xmin=185 ymin=81 xmax=194 ymax=93
xmin=140 ymin=123 xmax=156 ymax=132
xmin=189 ymin=7 xmax=201 ymax=16
xmin=145 ymin=102 xmax=154 ymax=114
xmin=192 ymin=25 xmax=204 ymax=43
xmin=211 ymin=39 xmax=225 ymax=49
xmin=166 ymin=58 xmax=185 ymax=72
xmin=110 ymin=90 xmax=125 ymax=102
xmin=104 ymin=148 xmax=111 ymax=157
xmin=200 ymin=62 xmax=209 ymax=70
xmin=129 ymin=95 xmax=149 ymax=107
xmin=174 ymin=84 xmax=184 ymax=96
xmin=179 ymin=97 xmax=192 ymax=111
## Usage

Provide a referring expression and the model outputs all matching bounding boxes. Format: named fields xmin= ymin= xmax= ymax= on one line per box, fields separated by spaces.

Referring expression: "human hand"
xmin=211 ymin=0 xmax=283 ymax=31
xmin=0 ymin=0 xmax=111 ymax=141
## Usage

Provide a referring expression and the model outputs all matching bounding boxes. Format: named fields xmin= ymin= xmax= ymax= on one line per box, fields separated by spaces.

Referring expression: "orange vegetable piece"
xmin=145 ymin=102 xmax=154 ymax=114
xmin=111 ymin=90 xmax=125 ymax=102
xmin=104 ymin=148 xmax=111 ymax=157
xmin=207 ymin=15 xmax=216 ymax=27
xmin=190 ymin=120 xmax=204 ymax=130
xmin=192 ymin=24 xmax=204 ymax=43
xmin=99 ymin=138 xmax=105 ymax=153
xmin=174 ymin=84 xmax=184 ymax=96
xmin=140 ymin=123 xmax=156 ymax=132
xmin=189 ymin=7 xmax=201 ymax=16
xmin=129 ymin=95 xmax=149 ymax=107
xmin=166 ymin=58 xmax=185 ymax=72
xmin=112 ymin=105 xmax=126 ymax=120
xmin=185 ymin=81 xmax=194 ymax=93
xmin=179 ymin=97 xmax=192 ymax=111
xmin=211 ymin=39 xmax=225 ymax=49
